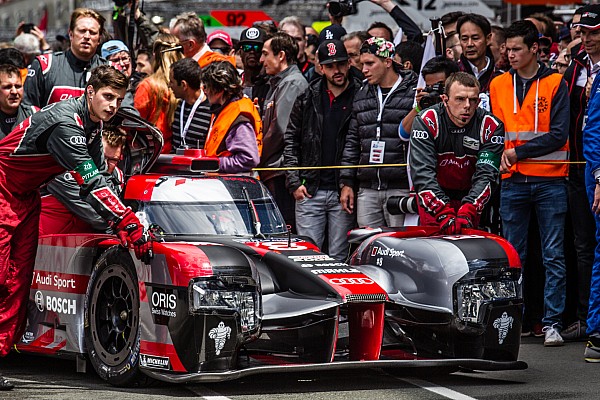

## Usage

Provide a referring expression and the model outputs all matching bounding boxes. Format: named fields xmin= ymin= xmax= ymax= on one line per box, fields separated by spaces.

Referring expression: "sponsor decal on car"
xmin=329 ymin=277 xmax=374 ymax=285
xmin=21 ymin=331 xmax=34 ymax=344
xmin=35 ymin=290 xmax=76 ymax=314
xmin=370 ymin=247 xmax=405 ymax=258
xmin=310 ymin=268 xmax=360 ymax=275
xmin=493 ymin=312 xmax=514 ymax=344
xmin=209 ymin=321 xmax=232 ymax=355
xmin=288 ymin=255 xmax=335 ymax=262
xmin=149 ymin=286 xmax=178 ymax=320
xmin=139 ymin=353 xmax=171 ymax=370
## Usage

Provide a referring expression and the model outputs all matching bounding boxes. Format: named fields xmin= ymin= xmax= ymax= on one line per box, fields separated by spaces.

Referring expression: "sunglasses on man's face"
xmin=241 ymin=44 xmax=262 ymax=53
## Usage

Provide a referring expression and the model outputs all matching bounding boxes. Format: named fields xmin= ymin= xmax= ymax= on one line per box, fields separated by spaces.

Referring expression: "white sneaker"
xmin=543 ymin=325 xmax=564 ymax=347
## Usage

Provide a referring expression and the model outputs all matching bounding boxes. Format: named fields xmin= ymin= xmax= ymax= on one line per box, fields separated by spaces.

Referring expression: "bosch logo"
xmin=245 ymin=28 xmax=260 ymax=40
xmin=69 ymin=136 xmax=86 ymax=145
xmin=413 ymin=130 xmax=429 ymax=139
xmin=490 ymin=136 xmax=504 ymax=144
xmin=35 ymin=291 xmax=44 ymax=312
xmin=329 ymin=277 xmax=374 ymax=285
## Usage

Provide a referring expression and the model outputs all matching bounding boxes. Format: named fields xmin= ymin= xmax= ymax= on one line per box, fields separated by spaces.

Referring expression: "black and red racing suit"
xmin=0 ymin=95 xmax=130 ymax=356
xmin=24 ymin=50 xmax=107 ymax=107
xmin=409 ymin=103 xmax=505 ymax=226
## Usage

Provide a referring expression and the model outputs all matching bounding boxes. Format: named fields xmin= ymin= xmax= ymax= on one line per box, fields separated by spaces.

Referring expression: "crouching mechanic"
xmin=0 ymin=65 xmax=149 ymax=390
xmin=409 ymin=72 xmax=504 ymax=234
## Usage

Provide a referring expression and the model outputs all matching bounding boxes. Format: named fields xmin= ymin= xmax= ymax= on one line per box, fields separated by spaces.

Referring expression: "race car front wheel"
xmin=84 ymin=246 xmax=152 ymax=387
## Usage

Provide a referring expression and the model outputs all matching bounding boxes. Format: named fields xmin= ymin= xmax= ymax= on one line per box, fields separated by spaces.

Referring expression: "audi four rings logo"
xmin=69 ymin=136 xmax=86 ymax=145
xmin=413 ymin=130 xmax=429 ymax=139
xmin=329 ymin=277 xmax=374 ymax=285
xmin=490 ymin=136 xmax=504 ymax=144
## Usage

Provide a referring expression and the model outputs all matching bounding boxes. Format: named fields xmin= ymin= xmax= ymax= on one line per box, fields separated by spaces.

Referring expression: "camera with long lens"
xmin=387 ymin=195 xmax=417 ymax=215
xmin=328 ymin=0 xmax=363 ymax=17
xmin=418 ymin=82 xmax=445 ymax=110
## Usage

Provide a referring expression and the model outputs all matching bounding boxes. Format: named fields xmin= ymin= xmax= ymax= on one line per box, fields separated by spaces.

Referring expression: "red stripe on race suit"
xmin=139 ymin=340 xmax=186 ymax=372
xmin=30 ymin=271 xmax=89 ymax=294
xmin=91 ymin=187 xmax=127 ymax=217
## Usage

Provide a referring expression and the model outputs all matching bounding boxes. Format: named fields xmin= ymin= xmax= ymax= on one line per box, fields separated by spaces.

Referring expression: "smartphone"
xmin=22 ymin=23 xmax=35 ymax=33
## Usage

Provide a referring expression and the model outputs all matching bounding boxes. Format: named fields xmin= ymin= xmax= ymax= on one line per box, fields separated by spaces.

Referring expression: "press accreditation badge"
xmin=370 ymin=141 xmax=385 ymax=164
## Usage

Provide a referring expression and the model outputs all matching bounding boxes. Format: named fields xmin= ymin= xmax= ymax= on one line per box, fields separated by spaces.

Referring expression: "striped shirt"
xmin=171 ymin=98 xmax=211 ymax=151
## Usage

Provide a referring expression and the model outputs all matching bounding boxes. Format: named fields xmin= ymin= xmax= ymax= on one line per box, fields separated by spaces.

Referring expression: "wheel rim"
xmin=89 ymin=264 xmax=139 ymax=367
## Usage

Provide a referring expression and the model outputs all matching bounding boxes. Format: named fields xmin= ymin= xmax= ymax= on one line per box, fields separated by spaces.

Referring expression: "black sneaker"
xmin=562 ymin=320 xmax=588 ymax=341
xmin=0 ymin=376 xmax=13 ymax=391
xmin=584 ymin=335 xmax=600 ymax=363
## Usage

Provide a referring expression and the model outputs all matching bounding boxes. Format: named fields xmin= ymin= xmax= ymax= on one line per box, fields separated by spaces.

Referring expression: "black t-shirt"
xmin=320 ymin=83 xmax=354 ymax=190
xmin=0 ymin=111 xmax=18 ymax=138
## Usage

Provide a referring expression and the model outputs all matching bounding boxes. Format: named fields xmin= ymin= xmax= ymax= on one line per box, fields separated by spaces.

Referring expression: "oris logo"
xmin=490 ymin=136 xmax=505 ymax=144
xmin=412 ymin=130 xmax=429 ymax=140
xmin=329 ymin=277 xmax=374 ymax=285
xmin=69 ymin=136 xmax=86 ymax=145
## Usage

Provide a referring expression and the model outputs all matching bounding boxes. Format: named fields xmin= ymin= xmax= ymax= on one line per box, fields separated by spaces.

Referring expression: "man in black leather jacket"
xmin=284 ymin=40 xmax=361 ymax=260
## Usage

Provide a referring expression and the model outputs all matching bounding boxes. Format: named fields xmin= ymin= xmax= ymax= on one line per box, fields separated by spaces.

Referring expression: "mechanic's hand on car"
xmin=455 ymin=202 xmax=477 ymax=233
xmin=115 ymin=208 xmax=153 ymax=262
xmin=435 ymin=204 xmax=457 ymax=234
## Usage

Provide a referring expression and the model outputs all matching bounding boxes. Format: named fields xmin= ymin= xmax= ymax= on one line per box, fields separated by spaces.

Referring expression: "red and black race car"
xmin=16 ymin=110 xmax=526 ymax=386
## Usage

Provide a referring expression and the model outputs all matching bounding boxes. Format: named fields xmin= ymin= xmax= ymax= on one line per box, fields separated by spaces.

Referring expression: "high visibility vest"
xmin=204 ymin=97 xmax=263 ymax=157
xmin=490 ymin=72 xmax=568 ymax=179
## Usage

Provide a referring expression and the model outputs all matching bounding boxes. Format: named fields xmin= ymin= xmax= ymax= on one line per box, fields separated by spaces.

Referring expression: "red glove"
xmin=455 ymin=202 xmax=477 ymax=232
xmin=435 ymin=204 xmax=457 ymax=234
xmin=115 ymin=208 xmax=153 ymax=262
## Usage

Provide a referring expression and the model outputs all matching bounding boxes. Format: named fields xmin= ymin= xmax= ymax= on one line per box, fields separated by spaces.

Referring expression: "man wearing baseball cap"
xmin=284 ymin=40 xmax=361 ymax=260
xmin=207 ymin=30 xmax=234 ymax=56
xmin=569 ymin=4 xmax=600 ymax=356
xmin=238 ymin=26 xmax=269 ymax=113
xmin=101 ymin=40 xmax=132 ymax=77
xmin=339 ymin=36 xmax=418 ymax=228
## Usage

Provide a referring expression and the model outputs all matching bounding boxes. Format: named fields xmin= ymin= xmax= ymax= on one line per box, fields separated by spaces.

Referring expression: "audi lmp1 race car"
xmin=15 ymin=110 xmax=527 ymax=386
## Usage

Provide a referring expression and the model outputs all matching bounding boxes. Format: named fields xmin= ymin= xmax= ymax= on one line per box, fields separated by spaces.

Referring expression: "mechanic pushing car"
xmin=0 ymin=65 xmax=150 ymax=390
xmin=409 ymin=72 xmax=505 ymax=234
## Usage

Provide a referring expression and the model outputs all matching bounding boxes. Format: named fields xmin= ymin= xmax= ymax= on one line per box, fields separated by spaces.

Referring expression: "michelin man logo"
xmin=209 ymin=321 xmax=231 ymax=355
xmin=492 ymin=312 xmax=514 ymax=344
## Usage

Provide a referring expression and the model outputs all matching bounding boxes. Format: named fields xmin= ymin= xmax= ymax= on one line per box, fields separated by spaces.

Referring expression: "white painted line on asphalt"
xmin=186 ymin=385 xmax=233 ymax=400
xmin=399 ymin=377 xmax=478 ymax=400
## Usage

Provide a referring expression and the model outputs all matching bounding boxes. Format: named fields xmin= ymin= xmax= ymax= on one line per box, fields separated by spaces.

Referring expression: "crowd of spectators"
xmin=0 ymin=0 xmax=599 ymax=383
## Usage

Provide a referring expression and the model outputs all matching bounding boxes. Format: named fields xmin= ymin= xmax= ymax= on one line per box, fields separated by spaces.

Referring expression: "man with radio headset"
xmin=408 ymin=72 xmax=504 ymax=233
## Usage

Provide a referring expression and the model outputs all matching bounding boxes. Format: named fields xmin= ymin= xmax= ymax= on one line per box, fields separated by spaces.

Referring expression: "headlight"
xmin=190 ymin=279 xmax=259 ymax=333
xmin=456 ymin=280 xmax=517 ymax=323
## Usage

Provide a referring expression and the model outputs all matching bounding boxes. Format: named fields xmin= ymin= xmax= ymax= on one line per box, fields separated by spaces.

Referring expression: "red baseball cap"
xmin=207 ymin=30 xmax=233 ymax=47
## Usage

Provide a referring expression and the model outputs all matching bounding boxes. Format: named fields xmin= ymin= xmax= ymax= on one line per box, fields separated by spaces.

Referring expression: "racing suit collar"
xmin=79 ymin=95 xmax=102 ymax=141
xmin=440 ymin=102 xmax=475 ymax=133
xmin=65 ymin=49 xmax=94 ymax=69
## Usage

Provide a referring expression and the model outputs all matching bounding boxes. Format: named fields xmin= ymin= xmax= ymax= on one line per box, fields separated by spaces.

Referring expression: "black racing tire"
xmin=84 ymin=246 xmax=153 ymax=387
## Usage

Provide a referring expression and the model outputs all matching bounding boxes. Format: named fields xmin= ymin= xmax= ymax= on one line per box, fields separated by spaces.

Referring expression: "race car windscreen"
xmin=137 ymin=176 xmax=287 ymax=236
xmin=142 ymin=200 xmax=287 ymax=236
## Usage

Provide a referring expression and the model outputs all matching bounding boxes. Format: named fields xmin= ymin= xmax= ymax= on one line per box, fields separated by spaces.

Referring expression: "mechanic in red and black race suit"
xmin=0 ymin=66 xmax=149 ymax=390
xmin=410 ymin=72 xmax=505 ymax=234
xmin=23 ymin=8 xmax=108 ymax=108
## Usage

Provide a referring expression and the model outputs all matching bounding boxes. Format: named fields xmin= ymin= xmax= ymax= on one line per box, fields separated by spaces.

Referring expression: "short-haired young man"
xmin=339 ymin=37 xmax=417 ymax=228
xmin=0 ymin=65 xmax=150 ymax=389
xmin=169 ymin=58 xmax=211 ymax=151
xmin=284 ymin=40 xmax=361 ymax=260
xmin=490 ymin=20 xmax=570 ymax=347
xmin=410 ymin=72 xmax=504 ymax=233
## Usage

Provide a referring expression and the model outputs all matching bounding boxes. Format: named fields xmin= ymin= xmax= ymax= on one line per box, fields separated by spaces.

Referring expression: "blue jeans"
xmin=295 ymin=190 xmax=356 ymax=261
xmin=500 ymin=180 xmax=567 ymax=329
xmin=584 ymin=166 xmax=600 ymax=335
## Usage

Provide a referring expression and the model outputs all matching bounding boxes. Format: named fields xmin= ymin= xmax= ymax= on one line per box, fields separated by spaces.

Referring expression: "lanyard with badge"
xmin=583 ymin=62 xmax=597 ymax=130
xmin=180 ymin=91 xmax=204 ymax=148
xmin=370 ymin=76 xmax=403 ymax=164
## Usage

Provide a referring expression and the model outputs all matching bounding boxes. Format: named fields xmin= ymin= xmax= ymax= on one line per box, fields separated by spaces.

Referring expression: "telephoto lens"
xmin=386 ymin=195 xmax=417 ymax=215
